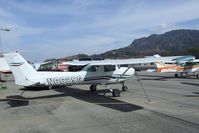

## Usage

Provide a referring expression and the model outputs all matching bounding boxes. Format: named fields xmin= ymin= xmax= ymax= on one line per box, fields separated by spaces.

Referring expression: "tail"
xmin=3 ymin=52 xmax=39 ymax=86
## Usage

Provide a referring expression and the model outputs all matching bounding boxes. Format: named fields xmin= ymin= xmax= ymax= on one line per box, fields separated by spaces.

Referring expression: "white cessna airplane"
xmin=4 ymin=52 xmax=173 ymax=97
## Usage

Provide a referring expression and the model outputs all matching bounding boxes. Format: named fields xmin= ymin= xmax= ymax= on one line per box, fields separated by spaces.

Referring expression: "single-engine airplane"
xmin=155 ymin=60 xmax=199 ymax=78
xmin=3 ymin=52 xmax=191 ymax=97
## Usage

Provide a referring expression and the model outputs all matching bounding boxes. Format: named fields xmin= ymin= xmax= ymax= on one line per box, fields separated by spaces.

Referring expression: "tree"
xmin=186 ymin=46 xmax=199 ymax=58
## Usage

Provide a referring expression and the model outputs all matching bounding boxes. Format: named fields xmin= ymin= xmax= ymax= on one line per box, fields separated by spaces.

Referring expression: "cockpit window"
xmin=104 ymin=65 xmax=116 ymax=72
xmin=87 ymin=65 xmax=99 ymax=72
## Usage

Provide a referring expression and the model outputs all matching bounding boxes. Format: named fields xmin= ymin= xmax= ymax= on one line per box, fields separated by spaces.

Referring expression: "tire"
xmin=112 ymin=89 xmax=120 ymax=97
xmin=196 ymin=74 xmax=199 ymax=79
xmin=90 ymin=85 xmax=97 ymax=92
xmin=175 ymin=73 xmax=178 ymax=78
xmin=122 ymin=86 xmax=128 ymax=91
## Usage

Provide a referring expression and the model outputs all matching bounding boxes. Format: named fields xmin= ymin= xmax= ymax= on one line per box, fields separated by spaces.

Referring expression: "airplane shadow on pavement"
xmin=139 ymin=74 xmax=197 ymax=81
xmin=184 ymin=92 xmax=199 ymax=98
xmin=5 ymin=86 xmax=143 ymax=112
xmin=181 ymin=82 xmax=199 ymax=97
xmin=137 ymin=74 xmax=175 ymax=81
xmin=181 ymin=82 xmax=199 ymax=87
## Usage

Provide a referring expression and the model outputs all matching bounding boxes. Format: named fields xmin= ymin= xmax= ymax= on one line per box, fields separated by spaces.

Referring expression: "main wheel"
xmin=175 ymin=73 xmax=178 ymax=78
xmin=122 ymin=86 xmax=128 ymax=91
xmin=112 ymin=89 xmax=120 ymax=97
xmin=90 ymin=85 xmax=97 ymax=92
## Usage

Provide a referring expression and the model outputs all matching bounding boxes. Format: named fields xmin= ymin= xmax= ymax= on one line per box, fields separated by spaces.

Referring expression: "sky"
xmin=0 ymin=0 xmax=199 ymax=62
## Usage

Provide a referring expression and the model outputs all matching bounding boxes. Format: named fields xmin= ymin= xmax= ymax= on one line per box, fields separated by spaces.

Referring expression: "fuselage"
xmin=156 ymin=61 xmax=199 ymax=73
xmin=31 ymin=65 xmax=135 ymax=87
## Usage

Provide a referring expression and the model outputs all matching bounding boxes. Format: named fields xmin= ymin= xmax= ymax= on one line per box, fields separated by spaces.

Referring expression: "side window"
xmin=87 ymin=65 xmax=99 ymax=72
xmin=185 ymin=62 xmax=193 ymax=66
xmin=104 ymin=65 xmax=116 ymax=72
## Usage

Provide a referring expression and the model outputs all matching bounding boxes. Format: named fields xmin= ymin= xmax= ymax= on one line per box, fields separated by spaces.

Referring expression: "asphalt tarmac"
xmin=0 ymin=72 xmax=199 ymax=133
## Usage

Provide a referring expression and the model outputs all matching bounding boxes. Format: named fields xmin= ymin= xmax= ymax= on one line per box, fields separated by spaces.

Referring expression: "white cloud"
xmin=91 ymin=0 xmax=199 ymax=30
xmin=6 ymin=0 xmax=108 ymax=16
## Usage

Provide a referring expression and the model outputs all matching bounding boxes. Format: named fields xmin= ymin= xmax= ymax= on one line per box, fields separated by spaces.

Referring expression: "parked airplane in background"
xmin=3 ymin=52 xmax=179 ymax=97
xmin=0 ymin=57 xmax=11 ymax=81
xmin=147 ymin=54 xmax=195 ymax=60
xmin=0 ymin=56 xmax=41 ymax=81
xmin=155 ymin=60 xmax=199 ymax=78
xmin=0 ymin=57 xmax=11 ymax=74
xmin=0 ymin=56 xmax=41 ymax=73
xmin=37 ymin=54 xmax=195 ymax=72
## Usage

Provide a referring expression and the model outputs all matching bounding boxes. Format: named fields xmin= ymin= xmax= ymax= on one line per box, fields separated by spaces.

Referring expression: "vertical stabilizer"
xmin=3 ymin=52 xmax=39 ymax=86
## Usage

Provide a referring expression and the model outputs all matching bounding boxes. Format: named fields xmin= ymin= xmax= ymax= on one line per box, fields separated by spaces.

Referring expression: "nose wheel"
xmin=107 ymin=86 xmax=121 ymax=97
xmin=121 ymin=82 xmax=128 ymax=91
xmin=175 ymin=73 xmax=178 ymax=78
xmin=122 ymin=85 xmax=128 ymax=91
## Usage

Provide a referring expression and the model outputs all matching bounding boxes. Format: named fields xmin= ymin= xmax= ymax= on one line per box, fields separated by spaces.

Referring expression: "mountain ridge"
xmin=57 ymin=29 xmax=199 ymax=61
xmin=99 ymin=29 xmax=199 ymax=58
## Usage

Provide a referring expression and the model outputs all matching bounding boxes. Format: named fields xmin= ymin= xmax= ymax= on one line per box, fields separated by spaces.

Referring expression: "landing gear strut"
xmin=90 ymin=84 xmax=97 ymax=92
xmin=90 ymin=84 xmax=123 ymax=97
xmin=107 ymin=86 xmax=120 ymax=97
xmin=175 ymin=73 xmax=178 ymax=78
xmin=106 ymin=82 xmax=128 ymax=97
xmin=196 ymin=74 xmax=199 ymax=79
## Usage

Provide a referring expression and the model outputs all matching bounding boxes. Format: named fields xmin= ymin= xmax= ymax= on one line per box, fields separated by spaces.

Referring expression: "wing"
xmin=173 ymin=55 xmax=195 ymax=62
xmin=66 ymin=55 xmax=196 ymax=66
xmin=66 ymin=57 xmax=176 ymax=66
xmin=89 ymin=58 xmax=173 ymax=66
